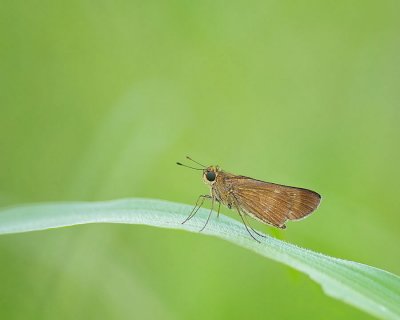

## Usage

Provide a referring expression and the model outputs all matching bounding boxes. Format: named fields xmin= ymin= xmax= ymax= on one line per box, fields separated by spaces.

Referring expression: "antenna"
xmin=176 ymin=162 xmax=203 ymax=170
xmin=186 ymin=156 xmax=206 ymax=168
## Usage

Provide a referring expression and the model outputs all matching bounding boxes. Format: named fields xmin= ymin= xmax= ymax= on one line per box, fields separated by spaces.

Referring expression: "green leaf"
xmin=0 ymin=198 xmax=399 ymax=319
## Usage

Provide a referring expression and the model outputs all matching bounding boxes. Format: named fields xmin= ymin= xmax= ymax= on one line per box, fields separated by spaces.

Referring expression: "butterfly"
xmin=177 ymin=157 xmax=321 ymax=241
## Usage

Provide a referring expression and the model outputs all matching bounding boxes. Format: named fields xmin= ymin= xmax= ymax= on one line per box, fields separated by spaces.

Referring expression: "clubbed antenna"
xmin=176 ymin=162 xmax=203 ymax=170
xmin=186 ymin=156 xmax=206 ymax=168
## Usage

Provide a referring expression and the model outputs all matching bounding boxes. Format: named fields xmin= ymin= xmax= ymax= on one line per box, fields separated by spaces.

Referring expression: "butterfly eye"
xmin=206 ymin=171 xmax=216 ymax=182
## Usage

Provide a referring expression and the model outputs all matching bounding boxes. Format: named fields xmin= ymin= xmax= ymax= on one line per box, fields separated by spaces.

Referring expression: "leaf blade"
xmin=0 ymin=198 xmax=399 ymax=319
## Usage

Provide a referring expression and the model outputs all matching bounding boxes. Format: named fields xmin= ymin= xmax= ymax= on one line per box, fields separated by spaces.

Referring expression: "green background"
xmin=1 ymin=1 xmax=399 ymax=319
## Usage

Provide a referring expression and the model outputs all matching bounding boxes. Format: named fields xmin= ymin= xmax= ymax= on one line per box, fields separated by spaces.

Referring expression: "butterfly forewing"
xmin=224 ymin=175 xmax=321 ymax=228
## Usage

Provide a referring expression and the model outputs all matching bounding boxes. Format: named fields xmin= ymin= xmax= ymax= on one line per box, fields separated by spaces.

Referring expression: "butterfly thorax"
xmin=203 ymin=168 xmax=237 ymax=208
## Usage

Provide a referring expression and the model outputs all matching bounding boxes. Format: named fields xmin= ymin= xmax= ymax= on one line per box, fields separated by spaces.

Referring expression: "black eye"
xmin=206 ymin=171 xmax=216 ymax=182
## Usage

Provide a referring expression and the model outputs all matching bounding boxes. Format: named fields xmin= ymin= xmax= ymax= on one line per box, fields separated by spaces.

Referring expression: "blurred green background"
xmin=1 ymin=0 xmax=399 ymax=319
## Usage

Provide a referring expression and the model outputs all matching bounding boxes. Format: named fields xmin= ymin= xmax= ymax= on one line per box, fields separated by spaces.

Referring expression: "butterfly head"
xmin=203 ymin=166 xmax=220 ymax=185
xmin=176 ymin=157 xmax=221 ymax=186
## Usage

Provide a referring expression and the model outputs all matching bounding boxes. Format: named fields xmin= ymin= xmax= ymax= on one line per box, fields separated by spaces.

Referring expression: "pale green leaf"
xmin=0 ymin=199 xmax=399 ymax=319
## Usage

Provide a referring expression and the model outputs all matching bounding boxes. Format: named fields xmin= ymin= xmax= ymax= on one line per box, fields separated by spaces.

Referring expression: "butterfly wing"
xmin=227 ymin=175 xmax=321 ymax=229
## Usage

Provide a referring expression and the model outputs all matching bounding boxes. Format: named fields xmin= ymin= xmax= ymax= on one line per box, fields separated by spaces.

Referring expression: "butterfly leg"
xmin=229 ymin=196 xmax=261 ymax=242
xmin=182 ymin=195 xmax=211 ymax=224
xmin=234 ymin=205 xmax=261 ymax=243
xmin=199 ymin=196 xmax=215 ymax=232
xmin=242 ymin=214 xmax=266 ymax=238
xmin=216 ymin=201 xmax=221 ymax=219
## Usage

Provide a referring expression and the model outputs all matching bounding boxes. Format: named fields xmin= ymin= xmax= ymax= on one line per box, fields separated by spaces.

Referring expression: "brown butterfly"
xmin=177 ymin=156 xmax=321 ymax=241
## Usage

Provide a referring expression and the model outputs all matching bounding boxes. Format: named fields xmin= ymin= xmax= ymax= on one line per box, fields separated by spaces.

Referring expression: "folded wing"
xmin=230 ymin=176 xmax=321 ymax=229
